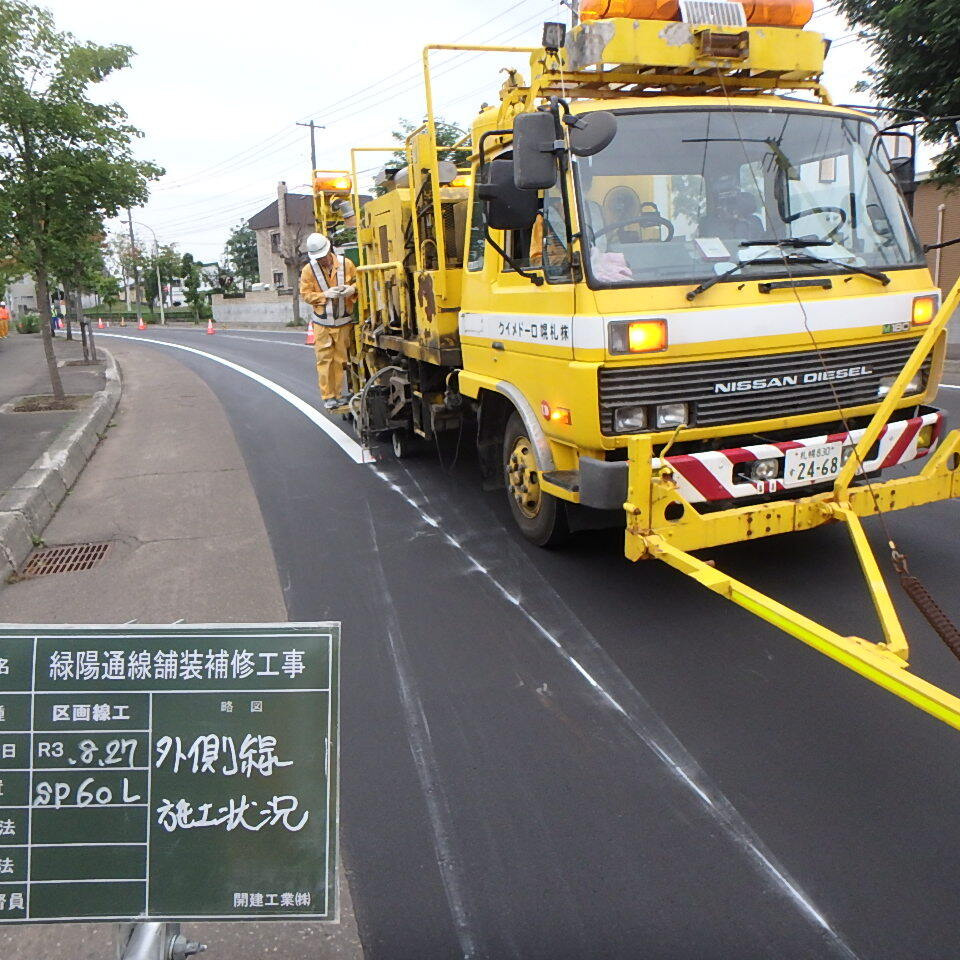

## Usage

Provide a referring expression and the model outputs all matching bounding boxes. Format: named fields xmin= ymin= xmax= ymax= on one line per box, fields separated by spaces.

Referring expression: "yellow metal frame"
xmin=625 ymin=280 xmax=960 ymax=732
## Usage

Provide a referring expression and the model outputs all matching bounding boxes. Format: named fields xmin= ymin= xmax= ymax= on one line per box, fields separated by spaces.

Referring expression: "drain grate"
xmin=22 ymin=542 xmax=111 ymax=578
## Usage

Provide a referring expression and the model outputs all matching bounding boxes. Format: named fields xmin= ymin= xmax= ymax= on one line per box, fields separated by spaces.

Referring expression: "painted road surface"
xmin=100 ymin=327 xmax=960 ymax=960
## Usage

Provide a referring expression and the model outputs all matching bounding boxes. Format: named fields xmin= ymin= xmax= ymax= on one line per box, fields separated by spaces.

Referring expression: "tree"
xmin=278 ymin=224 xmax=309 ymax=325
xmin=375 ymin=116 xmax=468 ymax=196
xmin=224 ymin=222 xmax=258 ymax=289
xmin=0 ymin=1 xmax=161 ymax=400
xmin=181 ymin=253 xmax=204 ymax=322
xmin=142 ymin=244 xmax=180 ymax=308
xmin=832 ymin=0 xmax=960 ymax=185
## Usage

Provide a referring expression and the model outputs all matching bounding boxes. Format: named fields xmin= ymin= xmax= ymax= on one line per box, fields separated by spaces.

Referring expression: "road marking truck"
xmin=327 ymin=0 xmax=960 ymax=731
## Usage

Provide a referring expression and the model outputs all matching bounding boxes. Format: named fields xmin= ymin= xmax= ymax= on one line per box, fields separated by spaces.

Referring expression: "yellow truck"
xmin=327 ymin=0 xmax=960 ymax=731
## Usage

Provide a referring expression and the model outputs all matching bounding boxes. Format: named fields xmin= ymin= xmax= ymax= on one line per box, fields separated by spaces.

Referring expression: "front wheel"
xmin=503 ymin=413 xmax=568 ymax=548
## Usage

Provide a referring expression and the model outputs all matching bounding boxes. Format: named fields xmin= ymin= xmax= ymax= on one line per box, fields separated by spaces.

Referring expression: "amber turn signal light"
xmin=314 ymin=173 xmax=353 ymax=195
xmin=912 ymin=295 xmax=938 ymax=326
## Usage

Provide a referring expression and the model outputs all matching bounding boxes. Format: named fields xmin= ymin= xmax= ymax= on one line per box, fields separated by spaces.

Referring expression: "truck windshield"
xmin=574 ymin=107 xmax=924 ymax=290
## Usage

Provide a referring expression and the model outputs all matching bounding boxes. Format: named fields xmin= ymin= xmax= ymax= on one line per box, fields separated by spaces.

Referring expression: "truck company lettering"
xmin=714 ymin=365 xmax=873 ymax=395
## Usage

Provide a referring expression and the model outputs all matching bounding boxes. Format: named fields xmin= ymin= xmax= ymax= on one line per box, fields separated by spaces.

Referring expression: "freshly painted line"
xmin=941 ymin=384 xmax=960 ymax=390
xmin=379 ymin=463 xmax=860 ymax=960
xmin=365 ymin=507 xmax=480 ymax=959
xmin=100 ymin=333 xmax=367 ymax=464
xmin=222 ymin=333 xmax=312 ymax=349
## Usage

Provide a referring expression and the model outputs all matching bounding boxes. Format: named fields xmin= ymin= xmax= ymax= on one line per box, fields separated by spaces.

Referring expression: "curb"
xmin=0 ymin=349 xmax=121 ymax=582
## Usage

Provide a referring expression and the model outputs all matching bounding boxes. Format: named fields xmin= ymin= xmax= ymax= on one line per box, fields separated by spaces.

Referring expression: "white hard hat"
xmin=306 ymin=233 xmax=332 ymax=260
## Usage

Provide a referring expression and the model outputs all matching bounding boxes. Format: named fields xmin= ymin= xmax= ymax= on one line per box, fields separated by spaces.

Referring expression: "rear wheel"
xmin=503 ymin=413 xmax=568 ymax=548
xmin=392 ymin=429 xmax=414 ymax=459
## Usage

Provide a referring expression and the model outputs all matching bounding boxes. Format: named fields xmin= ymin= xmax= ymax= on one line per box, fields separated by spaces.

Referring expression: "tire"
xmin=502 ymin=412 xmax=568 ymax=548
xmin=392 ymin=430 xmax=414 ymax=459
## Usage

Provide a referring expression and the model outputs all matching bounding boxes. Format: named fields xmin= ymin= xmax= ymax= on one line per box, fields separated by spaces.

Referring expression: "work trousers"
xmin=313 ymin=322 xmax=353 ymax=400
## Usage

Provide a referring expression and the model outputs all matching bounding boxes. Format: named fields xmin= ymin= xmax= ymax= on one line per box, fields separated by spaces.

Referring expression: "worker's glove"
xmin=328 ymin=285 xmax=347 ymax=298
xmin=340 ymin=284 xmax=357 ymax=299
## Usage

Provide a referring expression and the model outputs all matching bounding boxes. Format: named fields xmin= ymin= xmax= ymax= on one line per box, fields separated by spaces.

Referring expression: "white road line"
xmin=221 ymin=334 xmax=312 ymax=349
xmin=100 ymin=333 xmax=367 ymax=464
xmin=941 ymin=384 xmax=960 ymax=390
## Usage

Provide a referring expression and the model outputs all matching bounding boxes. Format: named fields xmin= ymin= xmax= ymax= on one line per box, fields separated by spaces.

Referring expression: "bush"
xmin=15 ymin=314 xmax=40 ymax=334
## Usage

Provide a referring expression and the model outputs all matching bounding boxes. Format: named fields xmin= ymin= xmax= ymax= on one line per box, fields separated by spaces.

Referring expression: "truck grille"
xmin=599 ymin=339 xmax=930 ymax=434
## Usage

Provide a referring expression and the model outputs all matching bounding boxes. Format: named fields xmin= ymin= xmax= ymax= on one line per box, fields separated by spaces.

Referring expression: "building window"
xmin=270 ymin=232 xmax=281 ymax=253
xmin=272 ymin=271 xmax=284 ymax=288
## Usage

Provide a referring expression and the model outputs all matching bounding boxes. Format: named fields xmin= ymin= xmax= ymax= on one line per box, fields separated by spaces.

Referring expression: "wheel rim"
xmin=392 ymin=432 xmax=403 ymax=457
xmin=507 ymin=436 xmax=542 ymax=519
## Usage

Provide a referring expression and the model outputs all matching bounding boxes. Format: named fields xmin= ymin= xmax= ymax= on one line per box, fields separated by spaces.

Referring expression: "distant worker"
xmin=0 ymin=301 xmax=9 ymax=339
xmin=299 ymin=233 xmax=358 ymax=410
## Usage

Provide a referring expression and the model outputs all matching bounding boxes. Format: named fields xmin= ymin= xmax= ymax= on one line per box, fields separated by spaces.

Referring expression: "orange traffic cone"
xmin=305 ymin=321 xmax=316 ymax=346
xmin=206 ymin=319 xmax=215 ymax=335
xmin=97 ymin=318 xmax=104 ymax=329
xmin=138 ymin=316 xmax=147 ymax=331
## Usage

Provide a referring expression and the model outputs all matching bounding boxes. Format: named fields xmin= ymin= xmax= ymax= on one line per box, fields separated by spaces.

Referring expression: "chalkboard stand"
xmin=116 ymin=922 xmax=206 ymax=960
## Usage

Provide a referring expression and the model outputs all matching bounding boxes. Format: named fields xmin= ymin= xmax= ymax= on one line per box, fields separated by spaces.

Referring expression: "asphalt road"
xmin=101 ymin=326 xmax=960 ymax=960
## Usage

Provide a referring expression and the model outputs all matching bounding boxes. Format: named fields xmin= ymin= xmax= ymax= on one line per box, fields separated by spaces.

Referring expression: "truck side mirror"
xmin=890 ymin=155 xmax=916 ymax=195
xmin=567 ymin=111 xmax=618 ymax=157
xmin=478 ymin=159 xmax=540 ymax=231
xmin=513 ymin=112 xmax=559 ymax=191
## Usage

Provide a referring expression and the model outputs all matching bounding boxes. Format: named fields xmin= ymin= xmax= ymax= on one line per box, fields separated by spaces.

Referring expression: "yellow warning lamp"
xmin=580 ymin=0 xmax=812 ymax=26
xmin=313 ymin=173 xmax=353 ymax=197
xmin=740 ymin=0 xmax=813 ymax=26
xmin=581 ymin=0 xmax=679 ymax=22
xmin=912 ymin=295 xmax=938 ymax=326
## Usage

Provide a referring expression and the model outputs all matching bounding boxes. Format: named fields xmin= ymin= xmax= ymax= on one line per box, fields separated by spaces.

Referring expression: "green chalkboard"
xmin=0 ymin=624 xmax=339 ymax=923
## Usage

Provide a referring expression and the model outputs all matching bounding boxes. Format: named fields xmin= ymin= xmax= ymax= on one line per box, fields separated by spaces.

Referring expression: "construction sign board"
xmin=0 ymin=624 xmax=339 ymax=923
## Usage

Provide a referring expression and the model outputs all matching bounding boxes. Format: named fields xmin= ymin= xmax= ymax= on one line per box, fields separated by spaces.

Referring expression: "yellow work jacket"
xmin=299 ymin=255 xmax=358 ymax=327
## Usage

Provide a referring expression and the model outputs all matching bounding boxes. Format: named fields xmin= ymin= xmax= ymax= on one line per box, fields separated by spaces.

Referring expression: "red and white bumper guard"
xmin=664 ymin=410 xmax=944 ymax=504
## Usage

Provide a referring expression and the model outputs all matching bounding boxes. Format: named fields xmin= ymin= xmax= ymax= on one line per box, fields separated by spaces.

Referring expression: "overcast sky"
xmin=38 ymin=0 xmax=868 ymax=265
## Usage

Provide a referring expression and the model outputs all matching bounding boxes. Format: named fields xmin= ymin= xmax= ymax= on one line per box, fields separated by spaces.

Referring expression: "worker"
xmin=0 ymin=301 xmax=9 ymax=339
xmin=299 ymin=233 xmax=358 ymax=410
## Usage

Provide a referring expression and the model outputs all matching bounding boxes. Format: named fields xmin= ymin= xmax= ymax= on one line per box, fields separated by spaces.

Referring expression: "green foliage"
xmin=0 ymin=0 xmax=162 ymax=395
xmin=375 ymin=116 xmax=469 ymax=196
xmin=832 ymin=0 xmax=960 ymax=185
xmin=15 ymin=313 xmax=39 ymax=334
xmin=142 ymin=243 xmax=180 ymax=305
xmin=224 ymin=222 xmax=258 ymax=285
xmin=180 ymin=253 xmax=204 ymax=320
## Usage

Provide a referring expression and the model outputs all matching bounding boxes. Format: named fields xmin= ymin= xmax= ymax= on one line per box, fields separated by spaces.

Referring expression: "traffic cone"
xmin=97 ymin=318 xmax=104 ymax=329
xmin=305 ymin=321 xmax=316 ymax=346
xmin=138 ymin=316 xmax=147 ymax=331
xmin=206 ymin=319 xmax=215 ymax=335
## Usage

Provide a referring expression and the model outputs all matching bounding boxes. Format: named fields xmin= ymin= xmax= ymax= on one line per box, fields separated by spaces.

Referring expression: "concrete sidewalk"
xmin=0 ymin=343 xmax=362 ymax=958
xmin=0 ymin=333 xmax=107 ymax=494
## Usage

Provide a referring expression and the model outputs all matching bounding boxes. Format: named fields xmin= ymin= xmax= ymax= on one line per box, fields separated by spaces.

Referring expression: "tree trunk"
xmin=291 ymin=285 xmax=301 ymax=325
xmin=34 ymin=263 xmax=66 ymax=401
xmin=73 ymin=286 xmax=89 ymax=362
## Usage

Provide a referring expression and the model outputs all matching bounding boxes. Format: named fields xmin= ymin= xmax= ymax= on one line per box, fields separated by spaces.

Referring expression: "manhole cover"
xmin=22 ymin=542 xmax=111 ymax=578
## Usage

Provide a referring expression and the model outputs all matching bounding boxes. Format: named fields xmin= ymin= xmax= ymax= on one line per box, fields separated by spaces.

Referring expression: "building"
xmin=247 ymin=194 xmax=315 ymax=289
xmin=912 ymin=176 xmax=960 ymax=354
xmin=2 ymin=276 xmax=37 ymax=317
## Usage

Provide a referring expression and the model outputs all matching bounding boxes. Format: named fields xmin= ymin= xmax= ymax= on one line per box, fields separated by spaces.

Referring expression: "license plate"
xmin=784 ymin=442 xmax=844 ymax=486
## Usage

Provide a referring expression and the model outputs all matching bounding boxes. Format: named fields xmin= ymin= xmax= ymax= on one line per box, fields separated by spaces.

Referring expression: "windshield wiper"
xmin=779 ymin=253 xmax=891 ymax=286
xmin=740 ymin=238 xmax=831 ymax=249
xmin=687 ymin=245 xmax=891 ymax=302
xmin=740 ymin=238 xmax=891 ymax=284
xmin=686 ymin=250 xmax=790 ymax=301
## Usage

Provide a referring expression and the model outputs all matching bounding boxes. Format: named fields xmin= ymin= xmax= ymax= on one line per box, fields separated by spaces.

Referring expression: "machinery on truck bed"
xmin=321 ymin=0 xmax=960 ymax=732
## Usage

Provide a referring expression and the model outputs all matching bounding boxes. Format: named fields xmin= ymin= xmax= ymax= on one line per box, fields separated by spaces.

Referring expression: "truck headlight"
xmin=878 ymin=374 xmax=923 ymax=397
xmin=750 ymin=458 xmax=780 ymax=482
xmin=656 ymin=403 xmax=689 ymax=429
xmin=609 ymin=319 xmax=667 ymax=355
xmin=614 ymin=405 xmax=647 ymax=433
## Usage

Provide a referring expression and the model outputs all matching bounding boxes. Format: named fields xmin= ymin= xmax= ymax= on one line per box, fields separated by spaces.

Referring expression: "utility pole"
xmin=126 ymin=209 xmax=143 ymax=328
xmin=277 ymin=181 xmax=291 ymax=289
xmin=562 ymin=0 xmax=579 ymax=26
xmin=134 ymin=221 xmax=166 ymax=326
xmin=296 ymin=121 xmax=325 ymax=175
